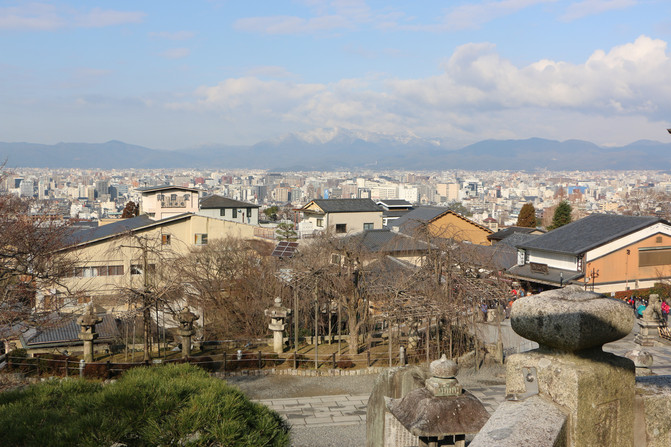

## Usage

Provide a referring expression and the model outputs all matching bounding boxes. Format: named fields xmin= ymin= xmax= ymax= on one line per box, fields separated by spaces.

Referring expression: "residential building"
xmin=198 ymin=195 xmax=260 ymax=225
xmin=297 ymin=199 xmax=383 ymax=236
xmin=138 ymin=186 xmax=199 ymax=220
xmin=390 ymin=207 xmax=493 ymax=246
xmin=507 ymin=214 xmax=671 ymax=293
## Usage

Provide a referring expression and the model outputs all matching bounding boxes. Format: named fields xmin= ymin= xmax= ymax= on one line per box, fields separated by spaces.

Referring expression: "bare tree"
xmin=171 ymin=238 xmax=280 ymax=341
xmin=0 ymin=193 xmax=74 ymax=351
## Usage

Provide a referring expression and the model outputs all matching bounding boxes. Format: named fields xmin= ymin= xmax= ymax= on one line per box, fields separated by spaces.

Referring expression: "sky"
xmin=2 ymin=0 xmax=671 ymax=151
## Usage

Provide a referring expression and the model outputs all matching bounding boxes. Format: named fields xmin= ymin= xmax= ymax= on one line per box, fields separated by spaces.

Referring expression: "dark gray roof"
xmin=489 ymin=226 xmax=545 ymax=241
xmin=200 ymin=195 xmax=259 ymax=209
xmin=136 ymin=185 xmax=199 ymax=193
xmin=24 ymin=314 xmax=120 ymax=347
xmin=507 ymin=264 xmax=584 ymax=287
xmin=306 ymin=199 xmax=381 ymax=213
xmin=389 ymin=206 xmax=448 ymax=233
xmin=464 ymin=243 xmax=519 ymax=271
xmin=497 ymin=232 xmax=541 ymax=249
xmin=340 ymin=229 xmax=430 ymax=254
xmin=517 ymin=214 xmax=664 ymax=255
xmin=65 ymin=213 xmax=192 ymax=247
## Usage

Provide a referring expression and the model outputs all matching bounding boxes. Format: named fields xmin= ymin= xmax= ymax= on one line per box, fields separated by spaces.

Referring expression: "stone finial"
xmin=77 ymin=304 xmax=103 ymax=332
xmin=511 ymin=285 xmax=634 ymax=352
xmin=430 ymin=354 xmax=458 ymax=379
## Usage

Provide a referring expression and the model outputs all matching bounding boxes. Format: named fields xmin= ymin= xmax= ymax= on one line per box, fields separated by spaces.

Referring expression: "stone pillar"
xmin=265 ymin=297 xmax=291 ymax=354
xmin=504 ymin=286 xmax=635 ymax=447
xmin=77 ymin=304 xmax=103 ymax=363
xmin=177 ymin=308 xmax=198 ymax=359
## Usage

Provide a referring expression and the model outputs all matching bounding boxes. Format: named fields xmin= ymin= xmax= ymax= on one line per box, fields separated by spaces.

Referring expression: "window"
xmin=195 ymin=233 xmax=208 ymax=245
xmin=317 ymin=218 xmax=324 ymax=227
xmin=108 ymin=265 xmax=124 ymax=276
xmin=639 ymin=247 xmax=671 ymax=267
xmin=363 ymin=223 xmax=374 ymax=230
xmin=335 ymin=224 xmax=347 ymax=234
xmin=331 ymin=253 xmax=342 ymax=264
xmin=232 ymin=209 xmax=237 ymax=219
xmin=131 ymin=264 xmax=156 ymax=275
xmin=220 ymin=208 xmax=225 ymax=216
xmin=247 ymin=208 xmax=252 ymax=218
xmin=162 ymin=234 xmax=171 ymax=245
xmin=73 ymin=265 xmax=124 ymax=277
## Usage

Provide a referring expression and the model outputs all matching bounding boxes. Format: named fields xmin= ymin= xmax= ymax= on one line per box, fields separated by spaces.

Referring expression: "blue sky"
xmin=2 ymin=0 xmax=671 ymax=150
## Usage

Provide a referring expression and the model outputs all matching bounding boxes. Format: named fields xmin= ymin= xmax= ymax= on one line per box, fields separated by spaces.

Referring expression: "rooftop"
xmin=517 ymin=214 xmax=664 ymax=255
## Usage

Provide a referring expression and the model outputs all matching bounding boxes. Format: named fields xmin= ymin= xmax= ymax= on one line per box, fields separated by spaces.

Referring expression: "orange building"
xmin=390 ymin=207 xmax=493 ymax=246
xmin=508 ymin=214 xmax=671 ymax=293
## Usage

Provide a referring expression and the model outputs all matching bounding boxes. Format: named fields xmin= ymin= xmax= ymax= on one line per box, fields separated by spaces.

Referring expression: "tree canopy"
xmin=516 ymin=203 xmax=537 ymax=227
xmin=549 ymin=200 xmax=573 ymax=230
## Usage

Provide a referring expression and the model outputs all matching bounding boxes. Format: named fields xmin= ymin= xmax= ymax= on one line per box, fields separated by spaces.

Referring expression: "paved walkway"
xmin=256 ymin=394 xmax=370 ymax=427
xmin=257 ymin=327 xmax=671 ymax=429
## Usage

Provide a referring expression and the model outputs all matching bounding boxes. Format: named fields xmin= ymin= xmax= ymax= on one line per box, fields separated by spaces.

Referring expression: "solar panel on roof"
xmin=271 ymin=241 xmax=298 ymax=258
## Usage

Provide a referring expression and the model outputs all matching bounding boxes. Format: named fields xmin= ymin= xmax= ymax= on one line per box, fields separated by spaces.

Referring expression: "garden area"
xmin=0 ymin=363 xmax=290 ymax=446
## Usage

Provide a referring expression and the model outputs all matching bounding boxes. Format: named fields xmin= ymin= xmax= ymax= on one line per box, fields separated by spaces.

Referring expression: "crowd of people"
xmin=626 ymin=295 xmax=670 ymax=324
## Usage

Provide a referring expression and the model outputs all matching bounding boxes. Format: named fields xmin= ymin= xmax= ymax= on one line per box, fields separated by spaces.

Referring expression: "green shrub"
xmin=0 ymin=363 xmax=290 ymax=446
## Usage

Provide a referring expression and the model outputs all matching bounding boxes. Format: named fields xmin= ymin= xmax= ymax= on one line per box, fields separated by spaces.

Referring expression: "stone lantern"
xmin=385 ymin=355 xmax=490 ymax=447
xmin=177 ymin=307 xmax=199 ymax=358
xmin=635 ymin=293 xmax=663 ymax=346
xmin=77 ymin=304 xmax=103 ymax=363
xmin=265 ymin=297 xmax=291 ymax=354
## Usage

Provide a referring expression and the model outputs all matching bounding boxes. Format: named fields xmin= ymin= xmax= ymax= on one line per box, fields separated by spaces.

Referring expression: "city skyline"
xmin=2 ymin=1 xmax=671 ymax=151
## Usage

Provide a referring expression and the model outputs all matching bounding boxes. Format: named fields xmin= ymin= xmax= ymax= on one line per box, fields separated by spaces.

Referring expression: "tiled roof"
xmin=389 ymin=206 xmax=448 ymax=232
xmin=339 ymin=229 xmax=430 ymax=254
xmin=488 ymin=226 xmax=544 ymax=241
xmin=390 ymin=207 xmax=492 ymax=236
xmin=507 ymin=264 xmax=584 ymax=287
xmin=64 ymin=213 xmax=193 ymax=247
xmin=517 ymin=214 xmax=663 ymax=255
xmin=306 ymin=199 xmax=381 ymax=213
xmin=497 ymin=232 xmax=541 ymax=248
xmin=24 ymin=314 xmax=120 ymax=347
xmin=200 ymin=195 xmax=259 ymax=209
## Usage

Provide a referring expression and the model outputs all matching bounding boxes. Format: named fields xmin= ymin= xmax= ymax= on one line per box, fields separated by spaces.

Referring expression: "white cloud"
xmin=0 ymin=3 xmax=144 ymax=30
xmin=164 ymin=36 xmax=671 ymax=146
xmin=561 ymin=0 xmax=636 ymax=21
xmin=160 ymin=48 xmax=191 ymax=59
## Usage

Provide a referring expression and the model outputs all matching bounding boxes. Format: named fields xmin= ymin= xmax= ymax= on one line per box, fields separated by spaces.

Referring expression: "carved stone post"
xmin=385 ymin=355 xmax=490 ymax=447
xmin=77 ymin=304 xmax=103 ymax=363
xmin=177 ymin=308 xmax=199 ymax=359
xmin=497 ymin=286 xmax=635 ymax=446
xmin=265 ymin=297 xmax=291 ymax=354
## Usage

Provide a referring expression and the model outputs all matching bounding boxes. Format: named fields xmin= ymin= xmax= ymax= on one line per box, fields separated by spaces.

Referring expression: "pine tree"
xmin=516 ymin=203 xmax=537 ymax=227
xmin=276 ymin=222 xmax=297 ymax=241
xmin=549 ymin=200 xmax=572 ymax=230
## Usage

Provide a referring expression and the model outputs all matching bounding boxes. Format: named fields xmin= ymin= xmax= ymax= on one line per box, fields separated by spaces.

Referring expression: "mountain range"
xmin=2 ymin=128 xmax=671 ymax=171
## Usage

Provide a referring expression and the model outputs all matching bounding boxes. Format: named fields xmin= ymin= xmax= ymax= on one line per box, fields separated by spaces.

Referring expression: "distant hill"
xmin=2 ymin=130 xmax=671 ymax=171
